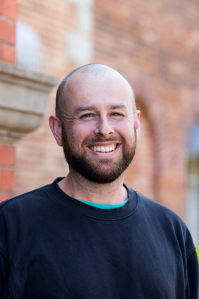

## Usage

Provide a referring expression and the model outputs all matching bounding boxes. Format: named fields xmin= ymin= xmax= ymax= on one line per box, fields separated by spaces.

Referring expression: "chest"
xmin=9 ymin=218 xmax=186 ymax=299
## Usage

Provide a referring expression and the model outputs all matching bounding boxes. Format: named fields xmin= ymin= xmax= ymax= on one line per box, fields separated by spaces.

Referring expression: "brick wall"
xmin=93 ymin=0 xmax=199 ymax=218
xmin=9 ymin=0 xmax=199 ymax=219
xmin=125 ymin=102 xmax=155 ymax=200
xmin=0 ymin=0 xmax=17 ymax=64
xmin=0 ymin=0 xmax=17 ymax=202
xmin=0 ymin=144 xmax=15 ymax=202
xmin=15 ymin=0 xmax=77 ymax=195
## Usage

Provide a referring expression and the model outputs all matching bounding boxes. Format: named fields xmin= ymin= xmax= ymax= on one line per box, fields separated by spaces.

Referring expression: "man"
xmin=0 ymin=64 xmax=198 ymax=299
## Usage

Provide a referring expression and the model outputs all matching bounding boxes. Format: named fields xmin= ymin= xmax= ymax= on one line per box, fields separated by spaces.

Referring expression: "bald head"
xmin=55 ymin=64 xmax=136 ymax=121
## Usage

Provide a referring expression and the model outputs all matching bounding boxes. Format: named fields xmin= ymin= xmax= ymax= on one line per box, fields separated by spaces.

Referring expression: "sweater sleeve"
xmin=186 ymin=249 xmax=199 ymax=299
xmin=0 ymin=248 xmax=9 ymax=298
xmin=0 ymin=201 xmax=11 ymax=299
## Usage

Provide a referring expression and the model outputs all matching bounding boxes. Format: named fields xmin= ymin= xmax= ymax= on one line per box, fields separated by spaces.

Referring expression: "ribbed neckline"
xmin=46 ymin=177 xmax=139 ymax=221
xmin=75 ymin=198 xmax=129 ymax=209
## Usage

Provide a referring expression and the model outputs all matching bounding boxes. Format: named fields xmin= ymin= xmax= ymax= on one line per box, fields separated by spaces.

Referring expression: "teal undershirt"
xmin=75 ymin=198 xmax=128 ymax=209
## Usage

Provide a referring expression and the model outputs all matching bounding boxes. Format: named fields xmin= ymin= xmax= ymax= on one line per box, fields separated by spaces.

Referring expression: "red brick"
xmin=0 ymin=0 xmax=17 ymax=21
xmin=0 ymin=192 xmax=13 ymax=202
xmin=0 ymin=43 xmax=16 ymax=64
xmin=0 ymin=144 xmax=15 ymax=166
xmin=0 ymin=20 xmax=16 ymax=44
xmin=0 ymin=169 xmax=15 ymax=190
xmin=13 ymin=0 xmax=199 ymax=224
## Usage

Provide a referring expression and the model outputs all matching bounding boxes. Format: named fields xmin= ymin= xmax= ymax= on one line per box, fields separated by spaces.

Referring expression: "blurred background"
xmin=0 ymin=0 xmax=199 ymax=246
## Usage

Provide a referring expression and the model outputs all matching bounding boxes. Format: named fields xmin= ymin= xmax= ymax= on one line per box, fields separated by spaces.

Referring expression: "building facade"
xmin=0 ymin=0 xmax=199 ymax=243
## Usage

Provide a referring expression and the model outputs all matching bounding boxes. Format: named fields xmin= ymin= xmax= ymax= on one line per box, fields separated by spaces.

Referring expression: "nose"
xmin=94 ymin=116 xmax=114 ymax=138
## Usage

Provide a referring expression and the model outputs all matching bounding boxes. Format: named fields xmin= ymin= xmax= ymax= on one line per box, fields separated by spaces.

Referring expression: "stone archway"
xmin=121 ymin=66 xmax=169 ymax=203
xmin=124 ymin=100 xmax=156 ymax=199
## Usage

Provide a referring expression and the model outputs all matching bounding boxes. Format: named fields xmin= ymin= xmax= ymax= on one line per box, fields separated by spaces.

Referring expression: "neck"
xmin=58 ymin=169 xmax=128 ymax=205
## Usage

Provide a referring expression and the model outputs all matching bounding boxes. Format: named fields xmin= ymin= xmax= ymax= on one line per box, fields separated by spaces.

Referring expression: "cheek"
xmin=72 ymin=122 xmax=94 ymax=144
xmin=115 ymin=120 xmax=134 ymax=140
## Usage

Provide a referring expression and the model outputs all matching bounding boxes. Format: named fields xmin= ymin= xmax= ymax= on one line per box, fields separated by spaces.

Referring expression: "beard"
xmin=61 ymin=125 xmax=137 ymax=184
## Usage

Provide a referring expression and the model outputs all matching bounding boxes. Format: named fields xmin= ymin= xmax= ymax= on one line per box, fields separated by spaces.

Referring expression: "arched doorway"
xmin=124 ymin=101 xmax=155 ymax=200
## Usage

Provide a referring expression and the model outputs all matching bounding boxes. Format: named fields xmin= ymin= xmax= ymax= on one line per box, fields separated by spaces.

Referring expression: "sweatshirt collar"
xmin=47 ymin=177 xmax=139 ymax=221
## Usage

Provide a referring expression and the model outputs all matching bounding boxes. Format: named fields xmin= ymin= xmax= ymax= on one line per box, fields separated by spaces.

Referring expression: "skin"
xmin=49 ymin=70 xmax=140 ymax=205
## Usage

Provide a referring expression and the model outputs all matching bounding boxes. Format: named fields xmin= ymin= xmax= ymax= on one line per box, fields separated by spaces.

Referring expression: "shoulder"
xmin=129 ymin=188 xmax=196 ymax=257
xmin=0 ymin=184 xmax=50 ymax=218
xmin=130 ymin=188 xmax=182 ymax=222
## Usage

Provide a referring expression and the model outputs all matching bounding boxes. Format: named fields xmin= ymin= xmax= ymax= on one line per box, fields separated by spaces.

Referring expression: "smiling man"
xmin=0 ymin=64 xmax=198 ymax=299
xmin=50 ymin=65 xmax=139 ymax=204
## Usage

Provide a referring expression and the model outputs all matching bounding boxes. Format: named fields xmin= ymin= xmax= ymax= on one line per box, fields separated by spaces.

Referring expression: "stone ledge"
xmin=0 ymin=62 xmax=58 ymax=143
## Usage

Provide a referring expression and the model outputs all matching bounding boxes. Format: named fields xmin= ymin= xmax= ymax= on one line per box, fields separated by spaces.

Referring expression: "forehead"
xmin=64 ymin=71 xmax=134 ymax=112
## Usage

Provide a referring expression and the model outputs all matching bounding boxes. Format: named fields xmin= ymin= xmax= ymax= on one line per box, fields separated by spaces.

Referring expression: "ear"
xmin=134 ymin=110 xmax=141 ymax=139
xmin=49 ymin=115 xmax=63 ymax=146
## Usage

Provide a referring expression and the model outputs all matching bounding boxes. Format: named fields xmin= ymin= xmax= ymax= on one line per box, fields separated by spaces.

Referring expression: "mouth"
xmin=89 ymin=144 xmax=118 ymax=153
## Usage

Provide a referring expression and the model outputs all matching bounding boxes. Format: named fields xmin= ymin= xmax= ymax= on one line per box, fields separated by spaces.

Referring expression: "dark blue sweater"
xmin=0 ymin=178 xmax=198 ymax=298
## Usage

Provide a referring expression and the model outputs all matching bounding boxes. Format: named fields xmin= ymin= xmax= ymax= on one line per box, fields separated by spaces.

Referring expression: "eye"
xmin=111 ymin=112 xmax=123 ymax=117
xmin=80 ymin=113 xmax=95 ymax=119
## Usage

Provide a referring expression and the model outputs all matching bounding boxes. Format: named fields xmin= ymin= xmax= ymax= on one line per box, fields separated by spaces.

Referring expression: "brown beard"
xmin=61 ymin=125 xmax=137 ymax=184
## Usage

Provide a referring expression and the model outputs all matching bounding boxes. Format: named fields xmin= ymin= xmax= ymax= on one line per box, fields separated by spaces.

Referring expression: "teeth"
xmin=91 ymin=145 xmax=116 ymax=153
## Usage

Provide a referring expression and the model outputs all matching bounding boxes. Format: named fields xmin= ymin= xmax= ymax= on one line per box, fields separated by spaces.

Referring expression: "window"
xmin=16 ymin=21 xmax=43 ymax=71
xmin=186 ymin=123 xmax=199 ymax=244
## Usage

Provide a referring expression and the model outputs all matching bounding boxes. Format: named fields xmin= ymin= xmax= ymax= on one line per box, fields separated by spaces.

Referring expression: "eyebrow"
xmin=74 ymin=104 xmax=128 ymax=115
xmin=74 ymin=105 xmax=97 ymax=114
xmin=110 ymin=104 xmax=128 ymax=111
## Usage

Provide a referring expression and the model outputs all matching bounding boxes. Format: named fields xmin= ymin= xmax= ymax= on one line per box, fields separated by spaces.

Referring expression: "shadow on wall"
xmin=16 ymin=21 xmax=44 ymax=71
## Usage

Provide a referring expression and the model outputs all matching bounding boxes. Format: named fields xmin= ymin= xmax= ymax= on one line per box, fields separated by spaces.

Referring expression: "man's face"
xmin=60 ymin=71 xmax=140 ymax=184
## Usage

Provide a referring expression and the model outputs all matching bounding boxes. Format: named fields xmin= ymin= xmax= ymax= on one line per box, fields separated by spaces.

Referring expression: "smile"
xmin=90 ymin=144 xmax=117 ymax=153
